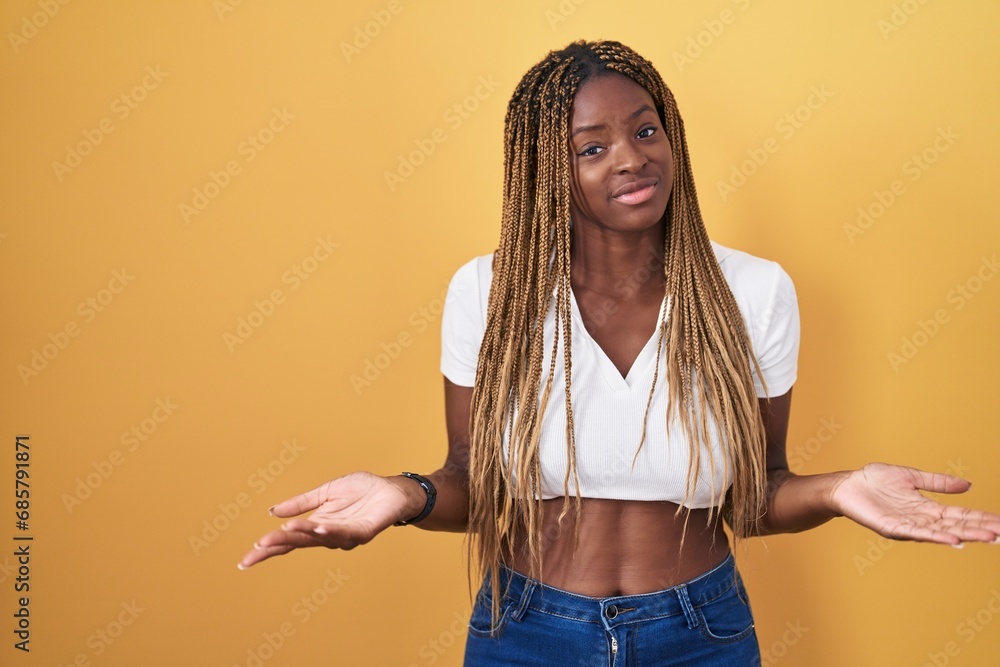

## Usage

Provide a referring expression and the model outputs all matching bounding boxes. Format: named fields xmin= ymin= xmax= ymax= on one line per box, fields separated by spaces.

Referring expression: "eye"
xmin=578 ymin=145 xmax=604 ymax=157
xmin=637 ymin=126 xmax=656 ymax=139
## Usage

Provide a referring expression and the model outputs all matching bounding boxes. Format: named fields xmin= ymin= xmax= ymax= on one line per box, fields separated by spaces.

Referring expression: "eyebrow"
xmin=570 ymin=104 xmax=657 ymax=138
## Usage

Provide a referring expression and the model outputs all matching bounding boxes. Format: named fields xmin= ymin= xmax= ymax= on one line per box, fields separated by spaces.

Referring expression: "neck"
xmin=569 ymin=223 xmax=666 ymax=298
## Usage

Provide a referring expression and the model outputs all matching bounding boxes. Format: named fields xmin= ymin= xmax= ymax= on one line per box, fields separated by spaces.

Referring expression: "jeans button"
xmin=605 ymin=604 xmax=618 ymax=619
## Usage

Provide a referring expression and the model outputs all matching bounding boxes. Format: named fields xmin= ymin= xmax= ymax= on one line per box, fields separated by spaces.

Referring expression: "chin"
xmin=615 ymin=202 xmax=669 ymax=230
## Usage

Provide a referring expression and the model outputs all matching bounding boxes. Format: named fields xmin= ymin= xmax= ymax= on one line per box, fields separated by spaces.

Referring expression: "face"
xmin=567 ymin=73 xmax=674 ymax=234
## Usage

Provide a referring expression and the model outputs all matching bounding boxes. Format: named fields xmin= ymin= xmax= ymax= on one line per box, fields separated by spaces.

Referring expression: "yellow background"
xmin=2 ymin=1 xmax=999 ymax=665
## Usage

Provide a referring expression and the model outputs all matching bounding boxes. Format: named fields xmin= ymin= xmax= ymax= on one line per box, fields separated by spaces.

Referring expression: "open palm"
xmin=829 ymin=462 xmax=1000 ymax=545
xmin=238 ymin=471 xmax=412 ymax=569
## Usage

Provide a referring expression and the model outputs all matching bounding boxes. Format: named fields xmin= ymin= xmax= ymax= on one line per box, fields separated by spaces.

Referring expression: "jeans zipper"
xmin=611 ymin=636 xmax=618 ymax=656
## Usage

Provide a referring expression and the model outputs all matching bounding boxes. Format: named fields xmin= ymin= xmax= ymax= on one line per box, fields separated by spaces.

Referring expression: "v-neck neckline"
xmin=567 ymin=285 xmax=670 ymax=392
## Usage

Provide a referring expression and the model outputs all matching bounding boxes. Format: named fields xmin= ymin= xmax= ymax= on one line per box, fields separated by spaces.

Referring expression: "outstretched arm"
xmin=238 ymin=377 xmax=473 ymax=569
xmin=754 ymin=388 xmax=1000 ymax=545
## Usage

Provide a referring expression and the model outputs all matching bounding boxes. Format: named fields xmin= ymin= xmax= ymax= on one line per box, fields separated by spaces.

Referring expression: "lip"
xmin=611 ymin=177 xmax=658 ymax=205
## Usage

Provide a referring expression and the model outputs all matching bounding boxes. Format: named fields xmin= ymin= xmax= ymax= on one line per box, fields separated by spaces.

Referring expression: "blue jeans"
xmin=463 ymin=551 xmax=760 ymax=666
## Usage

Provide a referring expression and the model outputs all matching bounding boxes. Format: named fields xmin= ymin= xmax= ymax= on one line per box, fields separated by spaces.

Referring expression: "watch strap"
xmin=393 ymin=472 xmax=437 ymax=526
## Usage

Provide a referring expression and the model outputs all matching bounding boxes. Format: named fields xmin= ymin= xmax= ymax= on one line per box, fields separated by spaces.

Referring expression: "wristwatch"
xmin=393 ymin=472 xmax=437 ymax=526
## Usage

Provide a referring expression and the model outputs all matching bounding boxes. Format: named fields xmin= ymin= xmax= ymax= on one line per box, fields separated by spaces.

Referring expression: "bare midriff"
xmin=505 ymin=497 xmax=730 ymax=597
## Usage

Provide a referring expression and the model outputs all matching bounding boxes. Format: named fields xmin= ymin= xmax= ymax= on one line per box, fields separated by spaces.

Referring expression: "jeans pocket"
xmin=695 ymin=578 xmax=756 ymax=644
xmin=467 ymin=586 xmax=514 ymax=639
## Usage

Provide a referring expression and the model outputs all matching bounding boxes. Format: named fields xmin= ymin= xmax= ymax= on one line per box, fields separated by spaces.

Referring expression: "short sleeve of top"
xmin=754 ymin=264 xmax=799 ymax=397
xmin=440 ymin=254 xmax=490 ymax=387
xmin=712 ymin=241 xmax=800 ymax=398
xmin=441 ymin=244 xmax=800 ymax=397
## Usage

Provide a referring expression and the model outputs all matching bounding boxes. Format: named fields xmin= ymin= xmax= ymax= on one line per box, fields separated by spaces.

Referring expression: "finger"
xmin=921 ymin=503 xmax=1000 ymax=539
xmin=884 ymin=521 xmax=962 ymax=545
xmin=238 ymin=527 xmax=331 ymax=569
xmin=239 ymin=542 xmax=297 ymax=569
xmin=257 ymin=527 xmax=329 ymax=550
xmin=268 ymin=480 xmax=335 ymax=518
xmin=938 ymin=504 xmax=1000 ymax=526
xmin=907 ymin=469 xmax=972 ymax=494
xmin=280 ymin=518 xmax=323 ymax=533
xmin=930 ymin=520 xmax=1000 ymax=544
xmin=301 ymin=521 xmax=376 ymax=550
xmin=253 ymin=521 xmax=372 ymax=559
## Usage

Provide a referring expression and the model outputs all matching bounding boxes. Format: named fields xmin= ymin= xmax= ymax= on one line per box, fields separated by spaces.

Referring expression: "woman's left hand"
xmin=828 ymin=462 xmax=1000 ymax=545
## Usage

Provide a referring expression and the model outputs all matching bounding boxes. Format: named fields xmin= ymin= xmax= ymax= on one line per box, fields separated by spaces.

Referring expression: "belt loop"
xmin=676 ymin=583 xmax=698 ymax=630
xmin=510 ymin=577 xmax=536 ymax=622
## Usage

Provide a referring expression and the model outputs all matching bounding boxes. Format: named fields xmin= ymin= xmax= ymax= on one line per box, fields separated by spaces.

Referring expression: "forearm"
xmin=756 ymin=468 xmax=851 ymax=535
xmin=387 ymin=463 xmax=469 ymax=533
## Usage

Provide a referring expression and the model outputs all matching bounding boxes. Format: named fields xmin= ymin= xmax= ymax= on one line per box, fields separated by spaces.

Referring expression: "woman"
xmin=240 ymin=40 xmax=1000 ymax=665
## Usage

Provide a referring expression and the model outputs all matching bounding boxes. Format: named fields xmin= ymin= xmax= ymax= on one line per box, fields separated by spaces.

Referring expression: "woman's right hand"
xmin=237 ymin=471 xmax=419 ymax=569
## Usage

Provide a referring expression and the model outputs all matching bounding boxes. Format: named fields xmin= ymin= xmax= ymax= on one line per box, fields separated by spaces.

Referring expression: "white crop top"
xmin=439 ymin=240 xmax=800 ymax=507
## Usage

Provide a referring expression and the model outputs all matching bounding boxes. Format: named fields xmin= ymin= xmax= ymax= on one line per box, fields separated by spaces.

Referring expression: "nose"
xmin=613 ymin=139 xmax=647 ymax=173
